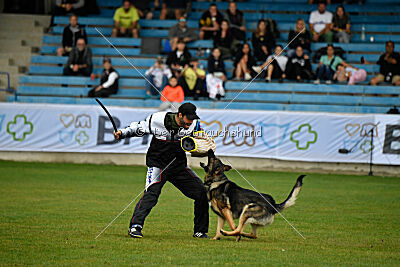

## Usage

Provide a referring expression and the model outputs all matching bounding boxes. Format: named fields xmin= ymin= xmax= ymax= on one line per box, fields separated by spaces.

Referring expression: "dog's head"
xmin=200 ymin=149 xmax=232 ymax=184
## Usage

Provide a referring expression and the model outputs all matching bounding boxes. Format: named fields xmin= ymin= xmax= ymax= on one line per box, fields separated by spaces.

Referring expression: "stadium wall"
xmin=0 ymin=151 xmax=399 ymax=177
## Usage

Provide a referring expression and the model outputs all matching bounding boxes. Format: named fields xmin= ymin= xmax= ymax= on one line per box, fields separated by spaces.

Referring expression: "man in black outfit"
xmin=286 ymin=46 xmax=314 ymax=82
xmin=114 ymin=103 xmax=209 ymax=239
xmin=88 ymin=57 xmax=119 ymax=97
xmin=63 ymin=38 xmax=92 ymax=76
xmin=57 ymin=14 xmax=87 ymax=56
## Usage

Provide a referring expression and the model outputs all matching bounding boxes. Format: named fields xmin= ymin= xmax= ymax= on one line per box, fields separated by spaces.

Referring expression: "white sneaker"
xmin=252 ymin=66 xmax=262 ymax=73
xmin=313 ymin=79 xmax=320 ymax=84
xmin=326 ymin=80 xmax=332 ymax=84
xmin=244 ymin=73 xmax=252 ymax=81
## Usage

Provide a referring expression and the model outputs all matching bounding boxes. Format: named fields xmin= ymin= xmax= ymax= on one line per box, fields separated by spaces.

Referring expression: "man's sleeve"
xmin=309 ymin=11 xmax=315 ymax=24
xmin=62 ymin=27 xmax=68 ymax=47
xmin=168 ymin=25 xmax=177 ymax=39
xmin=120 ymin=115 xmax=152 ymax=138
xmin=132 ymin=8 xmax=140 ymax=22
xmin=113 ymin=9 xmax=120 ymax=23
xmin=72 ymin=0 xmax=84 ymax=9
xmin=188 ymin=28 xmax=198 ymax=41
xmin=102 ymin=72 xmax=118 ymax=88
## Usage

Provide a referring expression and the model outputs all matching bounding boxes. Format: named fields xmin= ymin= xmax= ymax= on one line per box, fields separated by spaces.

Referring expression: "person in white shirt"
xmin=88 ymin=57 xmax=119 ymax=97
xmin=252 ymin=45 xmax=288 ymax=83
xmin=309 ymin=1 xmax=333 ymax=43
xmin=145 ymin=57 xmax=173 ymax=98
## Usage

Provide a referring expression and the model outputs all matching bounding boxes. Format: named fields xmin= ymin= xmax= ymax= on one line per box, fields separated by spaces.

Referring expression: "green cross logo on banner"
xmin=7 ymin=114 xmax=34 ymax=141
xmin=290 ymin=123 xmax=318 ymax=150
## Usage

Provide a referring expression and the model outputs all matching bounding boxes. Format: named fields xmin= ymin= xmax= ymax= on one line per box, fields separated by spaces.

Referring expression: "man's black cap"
xmin=178 ymin=102 xmax=200 ymax=120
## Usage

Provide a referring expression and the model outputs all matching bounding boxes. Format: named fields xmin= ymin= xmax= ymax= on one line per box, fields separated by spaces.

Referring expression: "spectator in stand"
xmin=314 ymin=44 xmax=344 ymax=84
xmin=179 ymin=58 xmax=206 ymax=100
xmin=369 ymin=41 xmax=400 ymax=86
xmin=56 ymin=15 xmax=87 ymax=56
xmin=253 ymin=45 xmax=288 ymax=83
xmin=285 ymin=46 xmax=313 ymax=82
xmin=224 ymin=1 xmax=246 ymax=41
xmin=207 ymin=47 xmax=226 ymax=99
xmin=145 ymin=57 xmax=172 ymax=98
xmin=334 ymin=63 xmax=367 ymax=85
xmin=158 ymin=0 xmax=191 ymax=20
xmin=166 ymin=39 xmax=192 ymax=78
xmin=63 ymin=38 xmax=92 ymax=76
xmin=213 ymin=20 xmax=234 ymax=60
xmin=208 ymin=47 xmax=227 ymax=82
xmin=159 ymin=76 xmax=184 ymax=111
xmin=168 ymin=16 xmax=198 ymax=51
xmin=53 ymin=0 xmax=86 ymax=16
xmin=287 ymin=19 xmax=311 ymax=58
xmin=112 ymin=0 xmax=140 ymax=38
xmin=252 ymin=19 xmax=276 ymax=62
xmin=332 ymin=5 xmax=351 ymax=43
xmin=88 ymin=57 xmax=119 ymax=97
xmin=199 ymin=3 xmax=224 ymax=40
xmin=133 ymin=0 xmax=154 ymax=19
xmin=234 ymin=43 xmax=256 ymax=81
xmin=309 ymin=1 xmax=333 ymax=43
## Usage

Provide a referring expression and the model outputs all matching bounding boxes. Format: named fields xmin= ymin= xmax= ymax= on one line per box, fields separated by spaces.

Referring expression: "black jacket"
xmin=252 ymin=32 xmax=276 ymax=61
xmin=166 ymin=49 xmax=192 ymax=68
xmin=288 ymin=29 xmax=311 ymax=51
xmin=208 ymin=56 xmax=226 ymax=74
xmin=66 ymin=46 xmax=93 ymax=71
xmin=100 ymin=67 xmax=119 ymax=94
xmin=146 ymin=113 xmax=200 ymax=170
xmin=62 ymin=24 xmax=87 ymax=48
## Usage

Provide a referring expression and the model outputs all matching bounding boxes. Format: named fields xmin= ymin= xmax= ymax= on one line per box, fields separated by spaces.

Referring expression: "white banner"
xmin=0 ymin=103 xmax=399 ymax=165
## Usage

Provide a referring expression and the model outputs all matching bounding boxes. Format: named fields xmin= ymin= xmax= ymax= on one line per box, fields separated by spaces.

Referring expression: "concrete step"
xmin=0 ymin=58 xmax=10 ymax=66
xmin=0 ymin=24 xmax=44 ymax=34
xmin=0 ymin=46 xmax=32 ymax=54
xmin=0 ymin=52 xmax=32 ymax=67
xmin=0 ymin=14 xmax=50 ymax=28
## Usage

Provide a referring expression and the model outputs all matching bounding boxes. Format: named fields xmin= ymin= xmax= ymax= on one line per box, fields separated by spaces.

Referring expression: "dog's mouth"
xmin=200 ymin=150 xmax=231 ymax=183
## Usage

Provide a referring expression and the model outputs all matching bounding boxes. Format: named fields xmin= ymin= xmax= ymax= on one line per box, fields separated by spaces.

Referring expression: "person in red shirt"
xmin=159 ymin=76 xmax=184 ymax=111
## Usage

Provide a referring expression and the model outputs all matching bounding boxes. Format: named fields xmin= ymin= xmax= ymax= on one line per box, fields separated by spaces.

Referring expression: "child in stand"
xmin=159 ymin=76 xmax=185 ymax=111
xmin=334 ymin=63 xmax=367 ymax=85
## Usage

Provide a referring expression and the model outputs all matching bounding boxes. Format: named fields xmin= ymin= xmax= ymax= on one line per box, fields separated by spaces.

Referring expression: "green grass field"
xmin=1 ymin=160 xmax=400 ymax=266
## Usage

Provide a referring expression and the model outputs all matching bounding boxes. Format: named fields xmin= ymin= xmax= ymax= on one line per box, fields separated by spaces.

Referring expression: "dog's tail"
xmin=275 ymin=175 xmax=305 ymax=213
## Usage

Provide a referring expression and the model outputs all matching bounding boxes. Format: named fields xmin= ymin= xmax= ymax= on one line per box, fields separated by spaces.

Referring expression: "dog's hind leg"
xmin=213 ymin=216 xmax=225 ymax=240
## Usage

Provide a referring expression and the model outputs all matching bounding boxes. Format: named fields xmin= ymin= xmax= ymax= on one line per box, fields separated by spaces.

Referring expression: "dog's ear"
xmin=200 ymin=162 xmax=209 ymax=172
xmin=223 ymin=165 xmax=232 ymax=172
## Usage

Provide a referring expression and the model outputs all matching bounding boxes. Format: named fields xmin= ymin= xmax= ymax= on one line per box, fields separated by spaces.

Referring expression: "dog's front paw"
xmin=235 ymin=236 xmax=241 ymax=242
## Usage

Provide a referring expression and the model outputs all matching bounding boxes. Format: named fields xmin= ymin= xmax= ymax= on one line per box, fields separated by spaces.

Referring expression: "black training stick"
xmin=95 ymin=98 xmax=118 ymax=132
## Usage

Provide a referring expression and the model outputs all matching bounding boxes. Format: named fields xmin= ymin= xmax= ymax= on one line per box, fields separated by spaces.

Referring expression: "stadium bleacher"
xmin=6 ymin=0 xmax=400 ymax=114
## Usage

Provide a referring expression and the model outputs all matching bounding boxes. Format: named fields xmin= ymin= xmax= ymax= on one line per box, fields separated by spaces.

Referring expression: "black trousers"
xmin=63 ymin=66 xmax=91 ymax=77
xmin=130 ymin=167 xmax=209 ymax=233
xmin=87 ymin=86 xmax=114 ymax=97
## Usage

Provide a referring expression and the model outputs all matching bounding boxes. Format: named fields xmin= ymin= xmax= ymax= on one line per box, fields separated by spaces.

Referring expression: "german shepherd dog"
xmin=200 ymin=150 xmax=305 ymax=241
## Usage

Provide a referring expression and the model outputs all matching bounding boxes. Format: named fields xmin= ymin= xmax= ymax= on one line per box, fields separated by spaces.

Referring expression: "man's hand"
xmin=114 ymin=130 xmax=122 ymax=140
xmin=304 ymin=54 xmax=309 ymax=60
xmin=73 ymin=65 xmax=79 ymax=72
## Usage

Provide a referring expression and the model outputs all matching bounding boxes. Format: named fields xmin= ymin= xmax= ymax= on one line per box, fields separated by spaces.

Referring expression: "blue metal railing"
xmin=0 ymin=72 xmax=17 ymax=101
